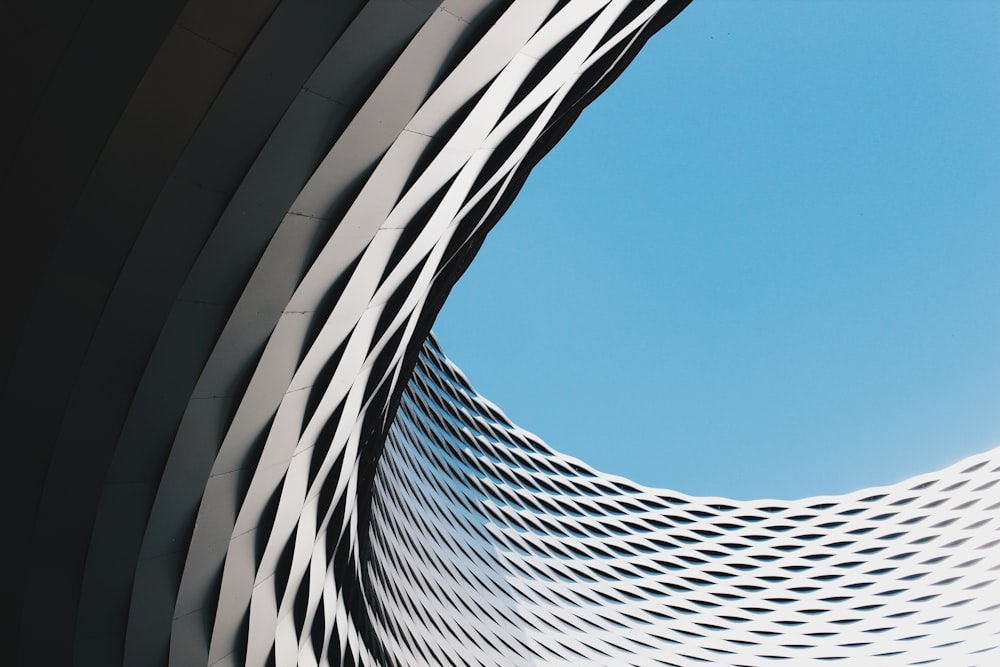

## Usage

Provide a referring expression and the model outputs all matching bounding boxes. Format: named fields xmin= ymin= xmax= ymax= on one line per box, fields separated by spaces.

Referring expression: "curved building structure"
xmin=2 ymin=1 xmax=998 ymax=666
xmin=367 ymin=336 xmax=1000 ymax=666
xmin=2 ymin=1 xmax=691 ymax=665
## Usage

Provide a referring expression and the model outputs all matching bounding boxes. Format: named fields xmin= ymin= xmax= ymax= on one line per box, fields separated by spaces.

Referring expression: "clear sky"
xmin=433 ymin=0 xmax=1000 ymax=500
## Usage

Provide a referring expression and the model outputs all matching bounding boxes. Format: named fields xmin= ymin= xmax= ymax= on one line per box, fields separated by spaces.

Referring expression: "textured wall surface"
xmin=1 ymin=1 xmax=690 ymax=665
xmin=6 ymin=1 xmax=996 ymax=665
xmin=369 ymin=337 xmax=1000 ymax=666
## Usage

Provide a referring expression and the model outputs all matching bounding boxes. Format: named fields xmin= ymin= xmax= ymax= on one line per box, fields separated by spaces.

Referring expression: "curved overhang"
xmin=1 ymin=2 xmax=692 ymax=665
xmin=5 ymin=3 xmax=996 ymax=666
xmin=368 ymin=336 xmax=1000 ymax=665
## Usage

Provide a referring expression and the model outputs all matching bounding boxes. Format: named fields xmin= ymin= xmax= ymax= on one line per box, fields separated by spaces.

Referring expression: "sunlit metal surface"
xmin=364 ymin=336 xmax=1000 ymax=666
xmin=10 ymin=1 xmax=996 ymax=665
xmin=2 ymin=1 xmax=691 ymax=664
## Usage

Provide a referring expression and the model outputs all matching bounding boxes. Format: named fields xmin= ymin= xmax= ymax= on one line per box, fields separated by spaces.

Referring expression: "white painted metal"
xmin=364 ymin=337 xmax=1000 ymax=666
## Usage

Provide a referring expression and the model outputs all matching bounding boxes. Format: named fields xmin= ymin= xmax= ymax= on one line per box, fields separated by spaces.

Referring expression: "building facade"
xmin=363 ymin=336 xmax=1000 ymax=666
xmin=2 ymin=1 xmax=998 ymax=665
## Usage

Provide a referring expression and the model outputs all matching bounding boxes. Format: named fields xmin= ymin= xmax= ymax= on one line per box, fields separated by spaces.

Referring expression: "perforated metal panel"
xmin=363 ymin=336 xmax=1000 ymax=666
xmin=9 ymin=1 xmax=993 ymax=665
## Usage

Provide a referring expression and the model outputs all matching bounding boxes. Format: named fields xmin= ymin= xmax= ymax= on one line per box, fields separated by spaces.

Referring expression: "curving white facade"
xmin=362 ymin=335 xmax=1000 ymax=666
xmin=5 ymin=1 xmax=998 ymax=665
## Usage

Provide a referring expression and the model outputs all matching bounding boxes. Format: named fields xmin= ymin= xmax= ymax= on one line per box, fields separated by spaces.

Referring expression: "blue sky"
xmin=434 ymin=0 xmax=1000 ymax=500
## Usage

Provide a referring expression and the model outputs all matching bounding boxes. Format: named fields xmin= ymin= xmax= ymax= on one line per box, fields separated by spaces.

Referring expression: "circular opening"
xmin=435 ymin=0 xmax=1000 ymax=499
